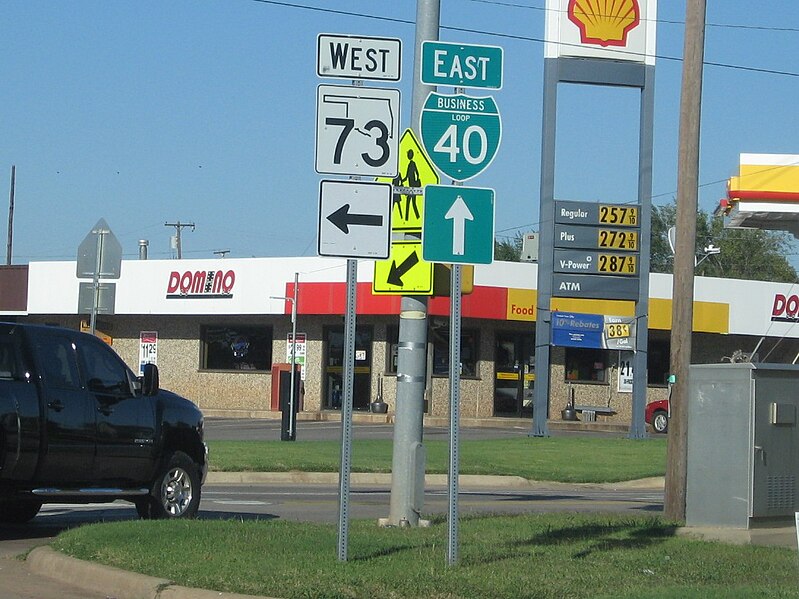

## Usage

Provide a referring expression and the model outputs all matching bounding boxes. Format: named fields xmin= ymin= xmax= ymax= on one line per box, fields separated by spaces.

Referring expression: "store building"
xmin=1 ymin=256 xmax=798 ymax=427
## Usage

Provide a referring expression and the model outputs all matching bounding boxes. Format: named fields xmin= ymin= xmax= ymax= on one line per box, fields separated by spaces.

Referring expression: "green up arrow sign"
xmin=420 ymin=92 xmax=501 ymax=182
xmin=423 ymin=185 xmax=495 ymax=265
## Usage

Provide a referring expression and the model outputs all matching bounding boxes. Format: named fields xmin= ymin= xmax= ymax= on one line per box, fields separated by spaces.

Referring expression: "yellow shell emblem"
xmin=568 ymin=0 xmax=641 ymax=48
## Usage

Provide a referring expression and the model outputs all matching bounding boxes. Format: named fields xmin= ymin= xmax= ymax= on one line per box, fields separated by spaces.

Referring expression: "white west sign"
xmin=317 ymin=34 xmax=401 ymax=81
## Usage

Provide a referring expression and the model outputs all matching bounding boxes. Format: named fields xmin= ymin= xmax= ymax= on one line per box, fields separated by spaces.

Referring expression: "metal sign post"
xmin=316 ymin=31 xmax=401 ymax=560
xmin=270 ymin=273 xmax=301 ymax=441
xmin=337 ymin=258 xmax=357 ymax=562
xmin=447 ymin=263 xmax=462 ymax=566
xmin=289 ymin=272 xmax=299 ymax=439
xmin=76 ymin=218 xmax=122 ymax=334
xmin=89 ymin=228 xmax=106 ymax=334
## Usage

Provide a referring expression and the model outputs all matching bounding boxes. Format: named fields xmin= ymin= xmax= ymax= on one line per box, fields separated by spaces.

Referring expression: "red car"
xmin=645 ymin=399 xmax=670 ymax=433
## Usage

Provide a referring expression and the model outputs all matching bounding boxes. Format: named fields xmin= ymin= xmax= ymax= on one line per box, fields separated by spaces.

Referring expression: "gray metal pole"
xmin=337 ymin=259 xmax=357 ymax=560
xmin=447 ymin=264 xmax=462 ymax=566
xmin=90 ymin=228 xmax=105 ymax=335
xmin=6 ymin=165 xmax=15 ymax=266
xmin=388 ymin=0 xmax=440 ymax=527
xmin=289 ymin=272 xmax=299 ymax=439
xmin=532 ymin=58 xmax=558 ymax=438
xmin=629 ymin=65 xmax=656 ymax=439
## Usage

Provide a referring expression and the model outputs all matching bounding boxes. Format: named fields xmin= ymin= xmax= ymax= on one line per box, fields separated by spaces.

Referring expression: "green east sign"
xmin=421 ymin=41 xmax=503 ymax=90
xmin=420 ymin=92 xmax=501 ymax=182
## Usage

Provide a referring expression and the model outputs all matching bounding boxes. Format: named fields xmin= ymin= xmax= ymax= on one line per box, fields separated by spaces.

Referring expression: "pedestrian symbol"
xmin=378 ymin=129 xmax=439 ymax=231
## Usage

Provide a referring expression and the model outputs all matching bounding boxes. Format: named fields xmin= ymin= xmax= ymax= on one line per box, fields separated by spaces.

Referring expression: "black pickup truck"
xmin=0 ymin=322 xmax=207 ymax=523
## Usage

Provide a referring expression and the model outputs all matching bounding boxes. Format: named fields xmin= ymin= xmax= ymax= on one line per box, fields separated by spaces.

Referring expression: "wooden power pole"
xmin=665 ymin=0 xmax=707 ymax=522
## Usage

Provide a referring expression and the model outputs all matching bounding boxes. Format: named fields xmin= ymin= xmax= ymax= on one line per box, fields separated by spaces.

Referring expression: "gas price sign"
xmin=597 ymin=253 xmax=637 ymax=275
xmin=598 ymin=205 xmax=638 ymax=227
xmin=605 ymin=323 xmax=631 ymax=338
xmin=597 ymin=229 xmax=638 ymax=251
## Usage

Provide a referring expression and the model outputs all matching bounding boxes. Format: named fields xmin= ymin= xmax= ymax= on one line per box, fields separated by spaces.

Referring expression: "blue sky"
xmin=2 ymin=1 xmax=799 ymax=263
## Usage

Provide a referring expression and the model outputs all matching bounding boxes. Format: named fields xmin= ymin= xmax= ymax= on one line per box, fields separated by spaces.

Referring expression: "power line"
xmin=250 ymin=0 xmax=799 ymax=78
xmin=465 ymin=0 xmax=799 ymax=33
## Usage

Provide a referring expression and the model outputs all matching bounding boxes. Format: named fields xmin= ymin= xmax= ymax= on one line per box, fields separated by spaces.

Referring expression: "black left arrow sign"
xmin=327 ymin=204 xmax=383 ymax=234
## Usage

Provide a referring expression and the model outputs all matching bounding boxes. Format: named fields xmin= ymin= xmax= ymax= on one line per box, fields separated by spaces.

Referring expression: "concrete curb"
xmin=27 ymin=546 xmax=276 ymax=599
xmin=205 ymin=471 xmax=667 ymax=490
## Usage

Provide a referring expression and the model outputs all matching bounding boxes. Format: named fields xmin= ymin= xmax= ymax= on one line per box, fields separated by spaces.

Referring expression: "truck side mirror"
xmin=141 ymin=363 xmax=160 ymax=396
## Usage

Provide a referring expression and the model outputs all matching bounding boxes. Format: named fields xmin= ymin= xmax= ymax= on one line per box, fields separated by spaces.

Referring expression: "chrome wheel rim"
xmin=653 ymin=413 xmax=668 ymax=432
xmin=161 ymin=466 xmax=193 ymax=516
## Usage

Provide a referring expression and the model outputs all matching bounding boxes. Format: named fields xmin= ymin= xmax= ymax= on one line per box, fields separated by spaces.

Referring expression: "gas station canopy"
xmin=722 ymin=154 xmax=799 ymax=238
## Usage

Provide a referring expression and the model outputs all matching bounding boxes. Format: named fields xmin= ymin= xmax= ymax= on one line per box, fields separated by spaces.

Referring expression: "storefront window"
xmin=387 ymin=325 xmax=399 ymax=374
xmin=200 ymin=325 xmax=272 ymax=371
xmin=564 ymin=347 xmax=607 ymax=383
xmin=324 ymin=326 xmax=373 ymax=410
xmin=430 ymin=323 xmax=479 ymax=377
xmin=388 ymin=323 xmax=479 ymax=377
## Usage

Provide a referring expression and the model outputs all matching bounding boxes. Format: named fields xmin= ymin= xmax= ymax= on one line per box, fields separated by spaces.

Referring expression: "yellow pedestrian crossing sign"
xmin=378 ymin=129 xmax=439 ymax=231
xmin=372 ymin=240 xmax=434 ymax=295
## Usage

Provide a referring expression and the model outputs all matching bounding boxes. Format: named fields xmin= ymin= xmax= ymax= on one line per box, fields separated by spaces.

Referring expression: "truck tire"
xmin=138 ymin=451 xmax=201 ymax=519
xmin=0 ymin=498 xmax=43 ymax=523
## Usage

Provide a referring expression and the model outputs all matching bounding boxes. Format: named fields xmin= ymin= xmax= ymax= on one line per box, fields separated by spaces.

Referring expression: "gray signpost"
xmin=315 ymin=32 xmax=401 ymax=562
xmin=76 ymin=218 xmax=122 ymax=334
xmin=419 ymin=40 xmax=501 ymax=566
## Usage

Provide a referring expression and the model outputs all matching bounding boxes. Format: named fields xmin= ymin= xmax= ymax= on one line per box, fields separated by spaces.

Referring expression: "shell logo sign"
xmin=567 ymin=0 xmax=641 ymax=48
xmin=545 ymin=0 xmax=657 ymax=65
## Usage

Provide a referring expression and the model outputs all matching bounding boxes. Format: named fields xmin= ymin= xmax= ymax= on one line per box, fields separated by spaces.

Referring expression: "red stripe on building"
xmin=430 ymin=286 xmax=508 ymax=319
xmin=291 ymin=282 xmax=508 ymax=320
xmin=728 ymin=190 xmax=799 ymax=202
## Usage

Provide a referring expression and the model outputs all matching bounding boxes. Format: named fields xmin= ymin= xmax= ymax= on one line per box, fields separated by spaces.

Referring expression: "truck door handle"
xmin=754 ymin=445 xmax=766 ymax=464
xmin=97 ymin=405 xmax=114 ymax=416
xmin=47 ymin=400 xmax=64 ymax=412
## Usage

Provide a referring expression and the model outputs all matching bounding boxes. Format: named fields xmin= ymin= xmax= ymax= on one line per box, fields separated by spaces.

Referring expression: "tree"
xmin=494 ymin=231 xmax=527 ymax=262
xmin=650 ymin=200 xmax=799 ymax=283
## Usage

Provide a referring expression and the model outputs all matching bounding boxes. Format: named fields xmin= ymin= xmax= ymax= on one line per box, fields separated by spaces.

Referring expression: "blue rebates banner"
xmin=551 ymin=312 xmax=636 ymax=350
xmin=551 ymin=312 xmax=604 ymax=348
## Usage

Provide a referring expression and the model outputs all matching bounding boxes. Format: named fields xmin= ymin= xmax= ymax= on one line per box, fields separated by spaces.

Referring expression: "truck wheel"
xmin=0 ymin=498 xmax=43 ymax=523
xmin=143 ymin=451 xmax=201 ymax=519
xmin=652 ymin=410 xmax=669 ymax=434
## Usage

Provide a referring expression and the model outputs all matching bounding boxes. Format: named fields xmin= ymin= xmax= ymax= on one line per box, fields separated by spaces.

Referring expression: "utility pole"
xmin=387 ymin=0 xmax=440 ymax=527
xmin=165 ymin=221 xmax=195 ymax=259
xmin=666 ymin=0 xmax=707 ymax=523
xmin=7 ymin=165 xmax=15 ymax=265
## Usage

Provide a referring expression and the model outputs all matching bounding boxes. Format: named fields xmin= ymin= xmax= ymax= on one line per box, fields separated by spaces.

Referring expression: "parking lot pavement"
xmin=203 ymin=417 xmax=629 ymax=442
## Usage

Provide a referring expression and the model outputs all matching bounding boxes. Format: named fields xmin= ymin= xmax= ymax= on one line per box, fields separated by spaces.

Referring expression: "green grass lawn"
xmin=53 ymin=513 xmax=799 ymax=599
xmin=207 ymin=436 xmax=668 ymax=483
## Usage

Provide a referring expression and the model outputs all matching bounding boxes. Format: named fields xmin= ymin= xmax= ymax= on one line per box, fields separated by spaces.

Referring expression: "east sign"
xmin=421 ymin=41 xmax=503 ymax=89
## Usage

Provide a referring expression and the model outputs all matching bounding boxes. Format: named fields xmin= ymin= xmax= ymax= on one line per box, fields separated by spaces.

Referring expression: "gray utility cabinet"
xmin=686 ymin=363 xmax=799 ymax=529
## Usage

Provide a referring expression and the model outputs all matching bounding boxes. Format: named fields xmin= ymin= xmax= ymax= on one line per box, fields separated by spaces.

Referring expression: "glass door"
xmin=494 ymin=332 xmax=535 ymax=418
xmin=323 ymin=326 xmax=373 ymax=411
